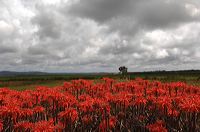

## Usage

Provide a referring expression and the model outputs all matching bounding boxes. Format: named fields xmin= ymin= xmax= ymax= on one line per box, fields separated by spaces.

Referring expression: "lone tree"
xmin=119 ymin=66 xmax=128 ymax=75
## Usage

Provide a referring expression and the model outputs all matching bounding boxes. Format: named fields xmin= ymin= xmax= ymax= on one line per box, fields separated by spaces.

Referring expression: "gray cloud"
xmin=135 ymin=1 xmax=198 ymax=28
xmin=68 ymin=0 xmax=132 ymax=23
xmin=69 ymin=0 xmax=200 ymax=35
xmin=31 ymin=7 xmax=62 ymax=39
xmin=0 ymin=0 xmax=200 ymax=72
xmin=0 ymin=45 xmax=18 ymax=54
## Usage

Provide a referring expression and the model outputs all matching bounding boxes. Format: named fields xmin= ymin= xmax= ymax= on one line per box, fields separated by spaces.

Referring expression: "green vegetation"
xmin=128 ymin=70 xmax=200 ymax=85
xmin=0 ymin=70 xmax=200 ymax=90
xmin=0 ymin=73 xmax=115 ymax=90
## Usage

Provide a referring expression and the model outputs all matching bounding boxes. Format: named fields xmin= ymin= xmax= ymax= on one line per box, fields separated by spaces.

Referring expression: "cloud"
xmin=0 ymin=45 xmax=18 ymax=54
xmin=134 ymin=0 xmax=198 ymax=29
xmin=0 ymin=0 xmax=200 ymax=72
xmin=31 ymin=7 xmax=62 ymax=39
xmin=68 ymin=0 xmax=132 ymax=23
xmin=0 ymin=20 xmax=14 ymax=39
xmin=68 ymin=0 xmax=200 ymax=35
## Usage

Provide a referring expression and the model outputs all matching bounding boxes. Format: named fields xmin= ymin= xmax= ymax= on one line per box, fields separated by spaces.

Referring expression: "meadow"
xmin=0 ymin=70 xmax=200 ymax=131
xmin=0 ymin=70 xmax=200 ymax=90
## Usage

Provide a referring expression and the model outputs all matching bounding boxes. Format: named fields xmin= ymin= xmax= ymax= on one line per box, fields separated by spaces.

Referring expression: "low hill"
xmin=0 ymin=71 xmax=48 ymax=76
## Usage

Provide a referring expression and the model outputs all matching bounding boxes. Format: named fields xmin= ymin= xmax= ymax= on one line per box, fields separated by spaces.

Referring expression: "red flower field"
xmin=0 ymin=78 xmax=200 ymax=131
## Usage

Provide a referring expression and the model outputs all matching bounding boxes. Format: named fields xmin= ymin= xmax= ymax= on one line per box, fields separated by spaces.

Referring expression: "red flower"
xmin=167 ymin=109 xmax=179 ymax=117
xmin=33 ymin=106 xmax=45 ymax=113
xmin=58 ymin=108 xmax=78 ymax=122
xmin=81 ymin=115 xmax=92 ymax=124
xmin=99 ymin=116 xmax=117 ymax=131
xmin=109 ymin=116 xmax=117 ymax=129
xmin=0 ymin=120 xmax=3 ymax=131
xmin=14 ymin=121 xmax=33 ymax=131
xmin=79 ymin=100 xmax=94 ymax=113
xmin=134 ymin=97 xmax=147 ymax=106
xmin=32 ymin=120 xmax=55 ymax=132
xmin=146 ymin=120 xmax=167 ymax=132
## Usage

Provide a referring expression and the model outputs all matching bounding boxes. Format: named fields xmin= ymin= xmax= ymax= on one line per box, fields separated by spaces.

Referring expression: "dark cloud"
xmin=31 ymin=7 xmax=62 ymax=39
xmin=68 ymin=0 xmax=132 ymax=23
xmin=134 ymin=1 xmax=194 ymax=29
xmin=99 ymin=39 xmax=137 ymax=55
xmin=69 ymin=0 xmax=200 ymax=36
xmin=0 ymin=45 xmax=18 ymax=54
xmin=28 ymin=46 xmax=50 ymax=55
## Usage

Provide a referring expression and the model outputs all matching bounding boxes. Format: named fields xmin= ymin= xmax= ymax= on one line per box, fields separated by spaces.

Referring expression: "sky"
xmin=0 ymin=0 xmax=200 ymax=72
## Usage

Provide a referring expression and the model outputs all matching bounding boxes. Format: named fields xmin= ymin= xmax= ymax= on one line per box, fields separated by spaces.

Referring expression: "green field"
xmin=0 ymin=70 xmax=200 ymax=91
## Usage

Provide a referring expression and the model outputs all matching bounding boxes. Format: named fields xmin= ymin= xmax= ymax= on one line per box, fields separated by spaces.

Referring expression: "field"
xmin=0 ymin=71 xmax=200 ymax=131
xmin=0 ymin=70 xmax=200 ymax=90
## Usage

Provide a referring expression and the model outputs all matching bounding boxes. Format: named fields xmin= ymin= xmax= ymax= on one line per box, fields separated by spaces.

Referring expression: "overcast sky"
xmin=0 ymin=0 xmax=200 ymax=72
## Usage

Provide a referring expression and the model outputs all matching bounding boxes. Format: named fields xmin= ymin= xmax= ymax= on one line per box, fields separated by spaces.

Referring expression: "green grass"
xmin=7 ymin=80 xmax=64 ymax=91
xmin=0 ymin=71 xmax=200 ymax=91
